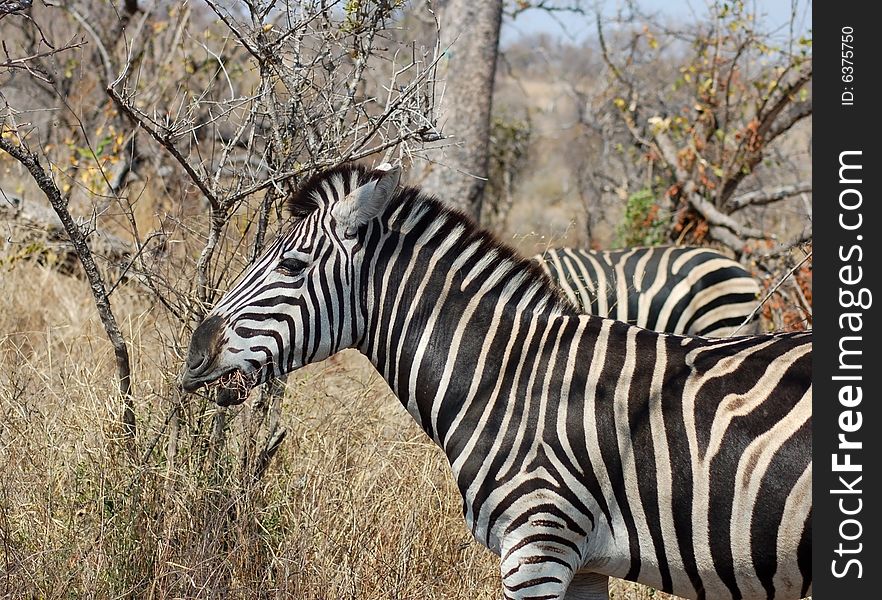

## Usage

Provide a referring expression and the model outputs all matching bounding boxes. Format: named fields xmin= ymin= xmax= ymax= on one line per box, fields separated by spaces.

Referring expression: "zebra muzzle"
xmin=211 ymin=369 xmax=257 ymax=406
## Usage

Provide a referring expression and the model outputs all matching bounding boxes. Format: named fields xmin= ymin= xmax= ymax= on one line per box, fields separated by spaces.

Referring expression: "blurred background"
xmin=0 ymin=1 xmax=811 ymax=598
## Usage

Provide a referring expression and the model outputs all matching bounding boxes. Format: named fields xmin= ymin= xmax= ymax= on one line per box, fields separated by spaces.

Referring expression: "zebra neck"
xmin=356 ymin=209 xmax=573 ymax=445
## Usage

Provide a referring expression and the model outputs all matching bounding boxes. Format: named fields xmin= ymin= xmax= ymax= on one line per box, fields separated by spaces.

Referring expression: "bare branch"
xmin=0 ymin=134 xmax=135 ymax=440
xmin=107 ymin=85 xmax=221 ymax=210
xmin=0 ymin=39 xmax=85 ymax=71
xmin=652 ymin=128 xmax=689 ymax=182
xmin=653 ymin=129 xmax=767 ymax=240
xmin=752 ymin=231 xmax=812 ymax=260
xmin=756 ymin=64 xmax=812 ymax=141
xmin=202 ymin=0 xmax=261 ymax=61
xmin=65 ymin=6 xmax=114 ymax=83
xmin=767 ymin=100 xmax=812 ymax=141
xmin=727 ymin=182 xmax=812 ymax=211
xmin=708 ymin=225 xmax=748 ymax=251
xmin=719 ymin=64 xmax=812 ymax=203
xmin=508 ymin=0 xmax=587 ymax=18
xmin=730 ymin=251 xmax=812 ymax=335
xmin=689 ymin=194 xmax=767 ymax=239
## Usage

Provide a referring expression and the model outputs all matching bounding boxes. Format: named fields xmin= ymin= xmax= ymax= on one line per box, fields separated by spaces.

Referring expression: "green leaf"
xmin=95 ymin=136 xmax=113 ymax=157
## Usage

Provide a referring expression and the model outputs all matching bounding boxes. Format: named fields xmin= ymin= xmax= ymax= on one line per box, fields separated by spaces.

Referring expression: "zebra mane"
xmin=286 ymin=164 xmax=580 ymax=316
xmin=286 ymin=163 xmax=372 ymax=218
xmin=385 ymin=182 xmax=580 ymax=318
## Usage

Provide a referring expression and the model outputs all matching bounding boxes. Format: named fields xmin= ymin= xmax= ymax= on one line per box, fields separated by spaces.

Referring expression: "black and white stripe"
xmin=182 ymin=164 xmax=812 ymax=600
xmin=534 ymin=246 xmax=761 ymax=336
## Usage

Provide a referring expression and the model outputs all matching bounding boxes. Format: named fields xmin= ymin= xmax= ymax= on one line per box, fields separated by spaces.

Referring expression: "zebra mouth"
xmin=209 ymin=369 xmax=258 ymax=406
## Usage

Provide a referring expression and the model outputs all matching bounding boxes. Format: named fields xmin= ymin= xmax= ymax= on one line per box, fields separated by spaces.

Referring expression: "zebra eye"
xmin=276 ymin=257 xmax=308 ymax=277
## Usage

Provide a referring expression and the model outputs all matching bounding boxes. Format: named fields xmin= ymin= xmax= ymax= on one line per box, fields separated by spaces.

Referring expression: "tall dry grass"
xmin=0 ymin=261 xmax=674 ymax=599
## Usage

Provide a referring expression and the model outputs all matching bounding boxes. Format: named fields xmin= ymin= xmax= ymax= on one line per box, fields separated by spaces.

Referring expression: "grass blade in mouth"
xmin=210 ymin=369 xmax=256 ymax=405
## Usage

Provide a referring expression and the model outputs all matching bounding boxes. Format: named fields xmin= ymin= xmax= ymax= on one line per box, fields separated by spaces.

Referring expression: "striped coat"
xmin=534 ymin=246 xmax=761 ymax=336
xmin=182 ymin=164 xmax=812 ymax=599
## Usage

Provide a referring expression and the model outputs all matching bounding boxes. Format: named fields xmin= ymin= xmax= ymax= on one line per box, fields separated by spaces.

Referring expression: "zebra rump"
xmin=534 ymin=246 xmax=761 ymax=336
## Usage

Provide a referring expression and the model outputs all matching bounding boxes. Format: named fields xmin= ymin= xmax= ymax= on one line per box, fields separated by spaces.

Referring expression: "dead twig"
xmin=730 ymin=251 xmax=812 ymax=336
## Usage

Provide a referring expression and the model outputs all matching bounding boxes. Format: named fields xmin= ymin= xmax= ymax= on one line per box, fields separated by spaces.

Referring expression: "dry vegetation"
xmin=0 ymin=262 xmax=488 ymax=598
xmin=1 ymin=1 xmax=809 ymax=598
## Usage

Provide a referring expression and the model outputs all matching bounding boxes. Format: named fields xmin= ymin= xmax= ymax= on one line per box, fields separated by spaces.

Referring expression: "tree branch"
xmin=719 ymin=65 xmax=812 ymax=204
xmin=730 ymin=251 xmax=812 ymax=335
xmin=756 ymin=64 xmax=812 ymax=141
xmin=690 ymin=193 xmax=767 ymax=239
xmin=653 ymin=129 xmax=768 ymax=241
xmin=0 ymin=135 xmax=136 ymax=440
xmin=65 ymin=6 xmax=114 ymax=84
xmin=107 ymin=85 xmax=221 ymax=210
xmin=767 ymin=100 xmax=812 ymax=141
xmin=727 ymin=182 xmax=812 ymax=211
xmin=0 ymin=40 xmax=85 ymax=71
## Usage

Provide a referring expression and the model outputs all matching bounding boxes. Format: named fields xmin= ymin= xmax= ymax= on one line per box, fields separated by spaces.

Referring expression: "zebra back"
xmin=534 ymin=246 xmax=761 ymax=336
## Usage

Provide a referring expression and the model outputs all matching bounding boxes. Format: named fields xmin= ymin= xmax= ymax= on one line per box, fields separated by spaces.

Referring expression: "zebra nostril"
xmin=185 ymin=315 xmax=226 ymax=375
xmin=186 ymin=352 xmax=209 ymax=373
xmin=182 ymin=350 xmax=214 ymax=392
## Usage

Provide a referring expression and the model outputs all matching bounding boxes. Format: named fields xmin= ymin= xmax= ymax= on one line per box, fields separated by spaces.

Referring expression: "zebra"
xmin=533 ymin=246 xmax=761 ymax=337
xmin=181 ymin=163 xmax=812 ymax=600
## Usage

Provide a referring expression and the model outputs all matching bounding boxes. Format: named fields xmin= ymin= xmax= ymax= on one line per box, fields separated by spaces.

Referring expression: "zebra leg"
xmin=499 ymin=539 xmax=580 ymax=600
xmin=564 ymin=572 xmax=609 ymax=600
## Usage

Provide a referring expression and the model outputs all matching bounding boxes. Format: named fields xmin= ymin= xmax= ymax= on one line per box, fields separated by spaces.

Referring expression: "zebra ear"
xmin=332 ymin=164 xmax=401 ymax=237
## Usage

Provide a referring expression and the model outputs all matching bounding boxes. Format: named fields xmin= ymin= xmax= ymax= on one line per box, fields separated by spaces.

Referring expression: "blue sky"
xmin=500 ymin=0 xmax=812 ymax=45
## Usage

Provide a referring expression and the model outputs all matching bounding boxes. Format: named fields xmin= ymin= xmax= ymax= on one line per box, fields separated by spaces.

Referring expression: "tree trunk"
xmin=420 ymin=0 xmax=503 ymax=222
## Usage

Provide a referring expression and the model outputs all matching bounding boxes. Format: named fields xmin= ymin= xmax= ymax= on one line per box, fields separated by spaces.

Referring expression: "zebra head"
xmin=181 ymin=163 xmax=401 ymax=404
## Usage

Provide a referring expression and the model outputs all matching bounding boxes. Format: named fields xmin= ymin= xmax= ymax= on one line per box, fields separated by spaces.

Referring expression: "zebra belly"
xmin=597 ymin=443 xmax=812 ymax=600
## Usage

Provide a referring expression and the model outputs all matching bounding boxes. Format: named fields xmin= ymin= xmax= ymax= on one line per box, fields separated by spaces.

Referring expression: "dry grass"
xmin=0 ymin=261 xmax=676 ymax=599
